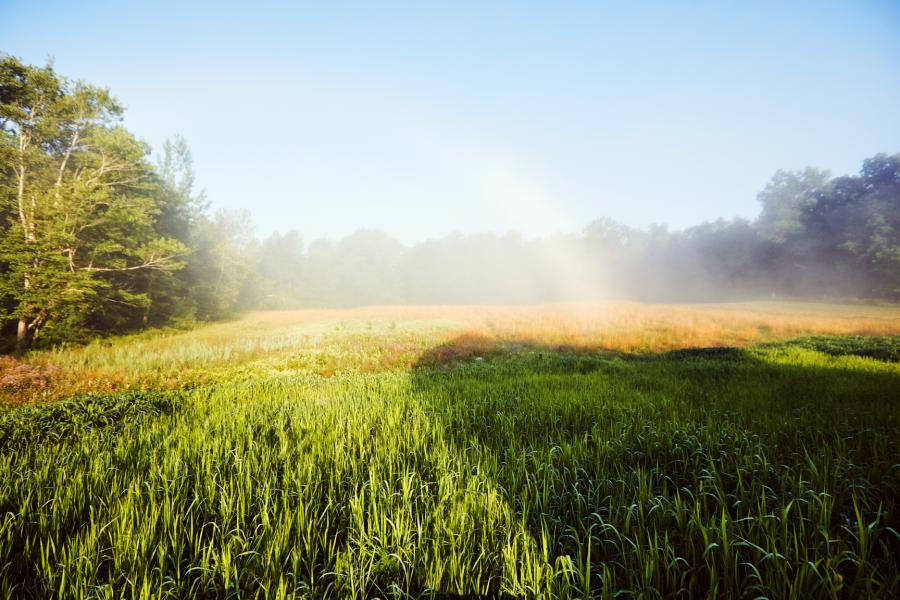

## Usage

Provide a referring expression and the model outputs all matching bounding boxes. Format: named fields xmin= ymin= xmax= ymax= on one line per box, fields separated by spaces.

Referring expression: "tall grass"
xmin=2 ymin=339 xmax=898 ymax=597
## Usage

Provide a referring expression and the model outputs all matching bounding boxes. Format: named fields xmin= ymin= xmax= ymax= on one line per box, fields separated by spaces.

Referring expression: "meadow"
xmin=1 ymin=301 xmax=899 ymax=598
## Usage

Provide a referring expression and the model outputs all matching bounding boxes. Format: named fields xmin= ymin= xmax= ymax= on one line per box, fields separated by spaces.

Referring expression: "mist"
xmin=247 ymin=153 xmax=899 ymax=309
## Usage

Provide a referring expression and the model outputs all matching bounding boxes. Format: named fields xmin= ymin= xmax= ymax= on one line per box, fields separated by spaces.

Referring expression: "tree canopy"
xmin=0 ymin=56 xmax=254 ymax=348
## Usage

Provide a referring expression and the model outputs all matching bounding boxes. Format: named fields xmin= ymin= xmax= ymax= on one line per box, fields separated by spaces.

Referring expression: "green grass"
xmin=760 ymin=335 xmax=900 ymax=363
xmin=1 ymin=337 xmax=899 ymax=598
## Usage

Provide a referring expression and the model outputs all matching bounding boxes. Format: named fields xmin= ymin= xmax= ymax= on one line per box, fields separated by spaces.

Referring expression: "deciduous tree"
xmin=0 ymin=56 xmax=186 ymax=347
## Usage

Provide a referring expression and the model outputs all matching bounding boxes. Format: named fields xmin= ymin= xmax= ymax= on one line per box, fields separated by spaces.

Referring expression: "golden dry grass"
xmin=444 ymin=301 xmax=900 ymax=349
xmin=247 ymin=300 xmax=900 ymax=353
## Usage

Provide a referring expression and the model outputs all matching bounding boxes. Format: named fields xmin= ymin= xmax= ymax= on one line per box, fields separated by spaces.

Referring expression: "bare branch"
xmin=79 ymin=253 xmax=185 ymax=273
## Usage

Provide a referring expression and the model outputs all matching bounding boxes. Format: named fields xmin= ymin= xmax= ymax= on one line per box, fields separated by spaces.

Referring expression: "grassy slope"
xmin=1 ymin=302 xmax=899 ymax=598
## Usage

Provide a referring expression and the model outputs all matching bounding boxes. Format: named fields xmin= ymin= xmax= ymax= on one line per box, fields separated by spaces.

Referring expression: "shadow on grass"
xmin=0 ymin=390 xmax=182 ymax=453
xmin=407 ymin=334 xmax=900 ymax=596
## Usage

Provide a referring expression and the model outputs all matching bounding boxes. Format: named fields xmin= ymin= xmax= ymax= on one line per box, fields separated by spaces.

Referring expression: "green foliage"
xmin=0 ymin=56 xmax=258 ymax=347
xmin=756 ymin=167 xmax=830 ymax=243
xmin=0 ymin=389 xmax=180 ymax=452
xmin=1 ymin=338 xmax=898 ymax=597
xmin=186 ymin=209 xmax=256 ymax=320
xmin=752 ymin=155 xmax=900 ymax=299
xmin=0 ymin=55 xmax=189 ymax=346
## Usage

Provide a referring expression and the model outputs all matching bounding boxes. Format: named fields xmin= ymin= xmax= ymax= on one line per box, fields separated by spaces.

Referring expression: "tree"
xmin=854 ymin=154 xmax=900 ymax=296
xmin=799 ymin=154 xmax=900 ymax=297
xmin=756 ymin=167 xmax=830 ymax=243
xmin=185 ymin=209 xmax=256 ymax=320
xmin=133 ymin=136 xmax=208 ymax=326
xmin=254 ymin=230 xmax=304 ymax=308
xmin=0 ymin=55 xmax=187 ymax=347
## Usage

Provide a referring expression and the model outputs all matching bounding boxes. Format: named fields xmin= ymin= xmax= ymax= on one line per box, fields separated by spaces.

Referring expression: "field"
xmin=1 ymin=301 xmax=899 ymax=598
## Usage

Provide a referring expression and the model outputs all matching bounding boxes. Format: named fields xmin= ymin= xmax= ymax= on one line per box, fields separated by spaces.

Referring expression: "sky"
xmin=2 ymin=0 xmax=899 ymax=244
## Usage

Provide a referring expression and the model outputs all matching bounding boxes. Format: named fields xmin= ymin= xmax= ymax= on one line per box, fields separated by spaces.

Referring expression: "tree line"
xmin=2 ymin=56 xmax=898 ymax=349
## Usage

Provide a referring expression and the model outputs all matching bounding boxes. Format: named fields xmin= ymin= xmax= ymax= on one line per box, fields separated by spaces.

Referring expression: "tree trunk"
xmin=16 ymin=269 xmax=32 ymax=351
xmin=16 ymin=319 xmax=29 ymax=351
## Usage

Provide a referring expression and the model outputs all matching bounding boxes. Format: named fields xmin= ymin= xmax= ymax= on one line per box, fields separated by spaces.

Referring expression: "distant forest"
xmin=2 ymin=56 xmax=899 ymax=348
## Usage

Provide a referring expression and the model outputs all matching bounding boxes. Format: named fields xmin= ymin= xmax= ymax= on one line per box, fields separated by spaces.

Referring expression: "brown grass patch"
xmin=0 ymin=356 xmax=61 ymax=405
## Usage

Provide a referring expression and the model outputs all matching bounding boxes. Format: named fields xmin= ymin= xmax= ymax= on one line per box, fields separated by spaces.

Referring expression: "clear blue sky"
xmin=2 ymin=0 xmax=899 ymax=243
